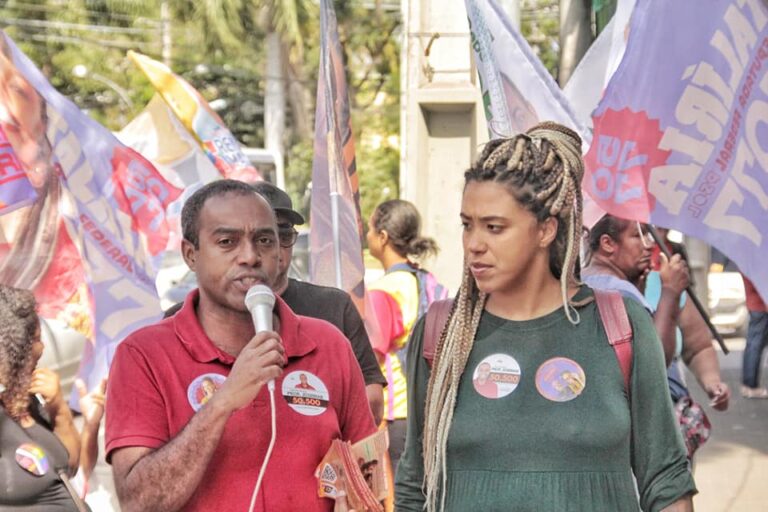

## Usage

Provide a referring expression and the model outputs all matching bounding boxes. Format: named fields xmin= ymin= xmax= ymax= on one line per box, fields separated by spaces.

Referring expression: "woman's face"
xmin=461 ymin=181 xmax=550 ymax=295
xmin=0 ymin=49 xmax=48 ymax=188
xmin=366 ymin=216 xmax=384 ymax=261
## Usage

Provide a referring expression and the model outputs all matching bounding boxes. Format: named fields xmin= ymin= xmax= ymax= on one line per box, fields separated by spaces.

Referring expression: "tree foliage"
xmin=0 ymin=0 xmax=400 ymax=228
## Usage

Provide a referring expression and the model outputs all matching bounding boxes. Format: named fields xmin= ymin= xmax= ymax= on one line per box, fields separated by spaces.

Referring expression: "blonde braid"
xmin=526 ymin=123 xmax=584 ymax=323
xmin=423 ymin=267 xmax=486 ymax=511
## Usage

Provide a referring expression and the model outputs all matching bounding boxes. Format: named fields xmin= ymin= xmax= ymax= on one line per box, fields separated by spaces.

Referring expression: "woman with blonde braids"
xmin=395 ymin=122 xmax=695 ymax=511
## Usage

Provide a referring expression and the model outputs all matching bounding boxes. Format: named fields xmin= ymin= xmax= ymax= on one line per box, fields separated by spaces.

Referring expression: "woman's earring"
xmin=0 ymin=383 xmax=6 ymax=393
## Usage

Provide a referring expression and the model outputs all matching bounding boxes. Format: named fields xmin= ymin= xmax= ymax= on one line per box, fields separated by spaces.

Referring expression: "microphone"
xmin=245 ymin=284 xmax=277 ymax=391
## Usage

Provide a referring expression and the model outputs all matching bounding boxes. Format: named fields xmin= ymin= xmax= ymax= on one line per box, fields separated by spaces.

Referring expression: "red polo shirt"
xmin=106 ymin=290 xmax=376 ymax=512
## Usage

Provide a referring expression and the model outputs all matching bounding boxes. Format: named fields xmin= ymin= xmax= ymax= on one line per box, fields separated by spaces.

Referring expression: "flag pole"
xmin=648 ymin=226 xmax=729 ymax=355
xmin=328 ymin=135 xmax=344 ymax=289
xmin=321 ymin=0 xmax=344 ymax=290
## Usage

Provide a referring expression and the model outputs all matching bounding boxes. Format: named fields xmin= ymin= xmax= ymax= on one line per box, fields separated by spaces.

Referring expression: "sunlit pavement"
xmin=688 ymin=337 xmax=768 ymax=512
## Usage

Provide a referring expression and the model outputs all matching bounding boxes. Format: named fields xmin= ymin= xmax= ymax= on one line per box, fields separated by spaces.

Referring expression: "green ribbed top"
xmin=395 ymin=286 xmax=696 ymax=512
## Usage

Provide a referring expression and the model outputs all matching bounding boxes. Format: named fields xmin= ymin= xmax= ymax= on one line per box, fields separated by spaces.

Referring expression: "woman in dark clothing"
xmin=395 ymin=122 xmax=695 ymax=512
xmin=0 ymin=285 xmax=85 ymax=511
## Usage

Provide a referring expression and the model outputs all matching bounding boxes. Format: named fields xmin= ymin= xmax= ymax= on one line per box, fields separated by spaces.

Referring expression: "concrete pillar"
xmin=401 ymin=0 xmax=488 ymax=291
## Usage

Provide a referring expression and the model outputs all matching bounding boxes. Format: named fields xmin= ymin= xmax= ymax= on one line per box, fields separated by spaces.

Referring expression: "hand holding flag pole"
xmin=647 ymin=226 xmax=729 ymax=355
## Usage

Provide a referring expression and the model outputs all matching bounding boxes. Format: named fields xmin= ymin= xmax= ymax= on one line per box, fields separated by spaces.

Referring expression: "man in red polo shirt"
xmin=105 ymin=180 xmax=376 ymax=512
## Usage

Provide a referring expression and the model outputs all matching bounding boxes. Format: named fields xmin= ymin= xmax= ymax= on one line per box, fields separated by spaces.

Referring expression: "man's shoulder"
xmin=288 ymin=279 xmax=351 ymax=303
xmin=296 ymin=313 xmax=347 ymax=341
xmin=118 ymin=317 xmax=178 ymax=353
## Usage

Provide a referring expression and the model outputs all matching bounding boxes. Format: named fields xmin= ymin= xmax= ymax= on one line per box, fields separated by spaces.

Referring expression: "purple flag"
xmin=584 ymin=0 xmax=768 ymax=300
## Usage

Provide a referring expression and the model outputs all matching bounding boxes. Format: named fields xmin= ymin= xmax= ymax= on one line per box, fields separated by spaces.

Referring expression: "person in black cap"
xmin=251 ymin=181 xmax=385 ymax=424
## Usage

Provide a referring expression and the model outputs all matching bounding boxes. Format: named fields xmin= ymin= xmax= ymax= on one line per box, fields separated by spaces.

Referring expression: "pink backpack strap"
xmin=422 ymin=299 xmax=454 ymax=367
xmin=593 ymin=289 xmax=633 ymax=394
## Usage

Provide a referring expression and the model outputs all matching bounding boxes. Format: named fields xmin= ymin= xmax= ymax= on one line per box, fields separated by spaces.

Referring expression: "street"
xmin=689 ymin=338 xmax=768 ymax=512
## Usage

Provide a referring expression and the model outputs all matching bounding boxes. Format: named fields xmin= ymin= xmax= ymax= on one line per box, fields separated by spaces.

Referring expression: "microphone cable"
xmin=248 ymin=380 xmax=277 ymax=512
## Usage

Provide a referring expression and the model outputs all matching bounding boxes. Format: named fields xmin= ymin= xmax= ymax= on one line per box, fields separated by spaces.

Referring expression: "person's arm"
xmin=394 ymin=318 xmax=429 ymax=512
xmin=340 ymin=294 xmax=387 ymax=425
xmin=679 ymin=301 xmax=730 ymax=411
xmin=29 ymin=368 xmax=81 ymax=473
xmin=110 ymin=332 xmax=285 ymax=512
xmin=365 ymin=384 xmax=384 ymax=426
xmin=625 ymin=300 xmax=697 ymax=511
xmin=661 ymin=498 xmax=694 ymax=512
xmin=337 ymin=338 xmax=377 ymax=443
xmin=654 ymin=254 xmax=690 ymax=365
xmin=76 ymin=377 xmax=107 ymax=479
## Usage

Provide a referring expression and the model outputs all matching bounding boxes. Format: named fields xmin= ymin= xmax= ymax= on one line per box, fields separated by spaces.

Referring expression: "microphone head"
xmin=245 ymin=284 xmax=275 ymax=312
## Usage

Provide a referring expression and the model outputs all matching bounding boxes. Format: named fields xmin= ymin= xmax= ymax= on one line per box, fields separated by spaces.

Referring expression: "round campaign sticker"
xmin=471 ymin=353 xmax=521 ymax=399
xmin=535 ymin=357 xmax=586 ymax=402
xmin=282 ymin=371 xmax=330 ymax=416
xmin=187 ymin=373 xmax=227 ymax=411
xmin=15 ymin=443 xmax=49 ymax=476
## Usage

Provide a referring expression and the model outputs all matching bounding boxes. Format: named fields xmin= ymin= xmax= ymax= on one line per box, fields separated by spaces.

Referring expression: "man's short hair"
xmin=181 ymin=179 xmax=259 ymax=248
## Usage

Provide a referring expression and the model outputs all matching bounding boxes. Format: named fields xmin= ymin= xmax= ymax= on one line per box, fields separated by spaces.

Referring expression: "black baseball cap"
xmin=252 ymin=181 xmax=306 ymax=226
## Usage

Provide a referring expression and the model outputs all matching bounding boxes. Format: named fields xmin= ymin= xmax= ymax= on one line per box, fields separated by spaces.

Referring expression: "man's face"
xmin=274 ymin=213 xmax=296 ymax=293
xmin=182 ymin=192 xmax=279 ymax=315
xmin=611 ymin=222 xmax=653 ymax=281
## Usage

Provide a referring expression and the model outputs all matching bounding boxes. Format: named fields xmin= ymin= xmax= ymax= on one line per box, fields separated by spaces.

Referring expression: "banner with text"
xmin=129 ymin=51 xmax=261 ymax=183
xmin=0 ymin=32 xmax=181 ymax=396
xmin=464 ymin=0 xmax=590 ymax=144
xmin=118 ymin=94 xmax=221 ymax=250
xmin=584 ymin=0 xmax=768 ymax=299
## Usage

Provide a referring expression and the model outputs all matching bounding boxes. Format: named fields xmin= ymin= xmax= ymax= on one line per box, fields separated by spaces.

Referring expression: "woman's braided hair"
xmin=0 ymin=285 xmax=39 ymax=422
xmin=422 ymin=122 xmax=585 ymax=511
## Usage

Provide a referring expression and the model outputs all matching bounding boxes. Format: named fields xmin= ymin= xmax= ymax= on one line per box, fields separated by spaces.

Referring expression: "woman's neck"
xmin=485 ymin=270 xmax=578 ymax=321
xmin=381 ymin=249 xmax=409 ymax=272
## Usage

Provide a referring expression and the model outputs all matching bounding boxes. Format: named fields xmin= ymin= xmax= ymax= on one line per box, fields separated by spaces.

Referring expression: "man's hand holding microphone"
xmin=210 ymin=285 xmax=285 ymax=414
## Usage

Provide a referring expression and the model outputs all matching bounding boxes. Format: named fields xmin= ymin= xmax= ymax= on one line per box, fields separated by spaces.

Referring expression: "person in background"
xmin=585 ymin=215 xmax=730 ymax=462
xmin=741 ymin=275 xmax=768 ymax=399
xmin=583 ymin=215 xmax=689 ymax=365
xmin=366 ymin=199 xmax=446 ymax=471
xmin=252 ymin=181 xmax=387 ymax=424
xmin=0 ymin=284 xmax=85 ymax=511
xmin=395 ymin=122 xmax=695 ymax=512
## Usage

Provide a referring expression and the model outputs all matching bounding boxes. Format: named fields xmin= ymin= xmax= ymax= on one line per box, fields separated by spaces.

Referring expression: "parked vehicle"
xmin=708 ymin=271 xmax=748 ymax=337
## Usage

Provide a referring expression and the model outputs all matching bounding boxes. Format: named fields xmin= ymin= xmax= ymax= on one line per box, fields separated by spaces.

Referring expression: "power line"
xmin=1 ymin=16 xmax=159 ymax=35
xmin=10 ymin=31 xmax=160 ymax=52
xmin=2 ymin=2 xmax=161 ymax=26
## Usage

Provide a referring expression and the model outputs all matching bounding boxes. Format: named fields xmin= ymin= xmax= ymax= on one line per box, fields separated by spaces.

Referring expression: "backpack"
xmin=388 ymin=263 xmax=449 ymax=367
xmin=421 ymin=290 xmax=633 ymax=394
xmin=388 ymin=263 xmax=450 ymax=319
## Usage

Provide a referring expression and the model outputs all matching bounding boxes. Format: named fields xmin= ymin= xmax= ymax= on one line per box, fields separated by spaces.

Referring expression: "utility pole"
xmin=265 ymin=32 xmax=286 ymax=189
xmin=160 ymin=1 xmax=171 ymax=66
xmin=558 ymin=0 xmax=593 ymax=86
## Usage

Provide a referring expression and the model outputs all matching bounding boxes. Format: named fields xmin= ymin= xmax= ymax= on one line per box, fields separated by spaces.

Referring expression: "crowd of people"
xmin=0 ymin=121 xmax=764 ymax=512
